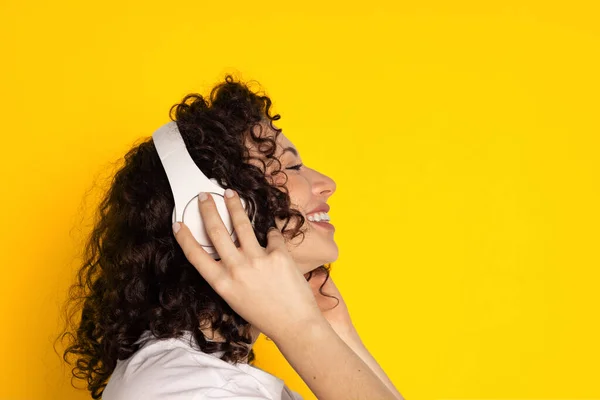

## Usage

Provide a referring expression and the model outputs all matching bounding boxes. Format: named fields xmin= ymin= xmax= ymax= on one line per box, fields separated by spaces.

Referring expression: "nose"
xmin=311 ymin=168 xmax=336 ymax=198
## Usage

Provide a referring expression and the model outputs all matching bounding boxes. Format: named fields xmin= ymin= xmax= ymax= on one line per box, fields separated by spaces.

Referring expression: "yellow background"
xmin=1 ymin=1 xmax=599 ymax=399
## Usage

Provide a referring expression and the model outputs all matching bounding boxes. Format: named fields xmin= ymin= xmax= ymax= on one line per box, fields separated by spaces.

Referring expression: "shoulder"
xmin=102 ymin=334 xmax=270 ymax=400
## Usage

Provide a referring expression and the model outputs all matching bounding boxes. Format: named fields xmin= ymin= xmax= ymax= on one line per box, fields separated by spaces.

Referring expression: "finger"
xmin=223 ymin=189 xmax=263 ymax=257
xmin=172 ymin=221 xmax=225 ymax=287
xmin=198 ymin=192 xmax=243 ymax=265
xmin=265 ymin=227 xmax=286 ymax=254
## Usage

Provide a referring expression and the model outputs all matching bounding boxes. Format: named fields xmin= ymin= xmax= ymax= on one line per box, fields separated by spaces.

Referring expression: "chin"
xmin=292 ymin=236 xmax=339 ymax=274
xmin=300 ymin=252 xmax=339 ymax=275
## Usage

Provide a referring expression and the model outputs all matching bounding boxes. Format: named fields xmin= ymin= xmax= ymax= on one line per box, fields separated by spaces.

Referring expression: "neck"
xmin=250 ymin=324 xmax=261 ymax=344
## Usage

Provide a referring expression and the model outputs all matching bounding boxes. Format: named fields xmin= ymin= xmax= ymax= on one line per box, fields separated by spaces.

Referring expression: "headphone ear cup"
xmin=171 ymin=192 xmax=242 ymax=260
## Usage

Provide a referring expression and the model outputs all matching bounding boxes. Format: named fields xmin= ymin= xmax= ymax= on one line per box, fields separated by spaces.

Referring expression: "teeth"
xmin=307 ymin=212 xmax=330 ymax=222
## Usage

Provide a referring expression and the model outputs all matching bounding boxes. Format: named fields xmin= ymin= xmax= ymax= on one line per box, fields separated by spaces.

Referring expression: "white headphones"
xmin=151 ymin=121 xmax=255 ymax=260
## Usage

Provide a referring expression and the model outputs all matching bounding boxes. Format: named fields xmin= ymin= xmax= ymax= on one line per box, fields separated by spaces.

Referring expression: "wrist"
xmin=332 ymin=322 xmax=362 ymax=343
xmin=270 ymin=315 xmax=330 ymax=344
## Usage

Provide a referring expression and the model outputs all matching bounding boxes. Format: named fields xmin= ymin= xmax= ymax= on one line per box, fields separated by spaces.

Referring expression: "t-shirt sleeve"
xmin=103 ymin=344 xmax=282 ymax=400
xmin=202 ymin=379 xmax=271 ymax=399
xmin=105 ymin=373 xmax=272 ymax=400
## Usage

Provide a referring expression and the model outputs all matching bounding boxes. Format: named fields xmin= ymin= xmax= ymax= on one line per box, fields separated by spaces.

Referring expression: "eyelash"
xmin=287 ymin=163 xmax=303 ymax=171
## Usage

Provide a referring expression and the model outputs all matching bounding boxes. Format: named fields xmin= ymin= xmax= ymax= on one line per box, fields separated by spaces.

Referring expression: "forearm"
xmin=272 ymin=317 xmax=397 ymax=400
xmin=335 ymin=326 xmax=405 ymax=400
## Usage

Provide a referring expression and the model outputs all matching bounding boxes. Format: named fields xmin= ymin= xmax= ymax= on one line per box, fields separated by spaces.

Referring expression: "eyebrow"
xmin=282 ymin=146 xmax=298 ymax=157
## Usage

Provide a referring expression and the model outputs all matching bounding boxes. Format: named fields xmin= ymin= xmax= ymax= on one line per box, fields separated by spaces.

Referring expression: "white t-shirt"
xmin=103 ymin=330 xmax=303 ymax=400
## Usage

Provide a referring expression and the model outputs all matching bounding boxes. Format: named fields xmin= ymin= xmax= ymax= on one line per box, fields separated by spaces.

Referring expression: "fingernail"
xmin=172 ymin=222 xmax=181 ymax=234
xmin=198 ymin=192 xmax=208 ymax=202
xmin=225 ymin=188 xmax=235 ymax=198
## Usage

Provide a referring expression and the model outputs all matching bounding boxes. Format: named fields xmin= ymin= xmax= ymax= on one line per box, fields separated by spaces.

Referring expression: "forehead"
xmin=249 ymin=121 xmax=297 ymax=155
xmin=277 ymin=133 xmax=297 ymax=156
xmin=244 ymin=122 xmax=298 ymax=169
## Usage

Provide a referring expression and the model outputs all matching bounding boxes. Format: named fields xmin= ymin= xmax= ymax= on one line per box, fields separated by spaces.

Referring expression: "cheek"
xmin=285 ymin=177 xmax=311 ymax=211
xmin=270 ymin=171 xmax=287 ymax=187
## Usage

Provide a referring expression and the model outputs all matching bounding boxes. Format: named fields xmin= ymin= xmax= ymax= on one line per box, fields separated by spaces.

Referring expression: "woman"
xmin=57 ymin=75 xmax=404 ymax=399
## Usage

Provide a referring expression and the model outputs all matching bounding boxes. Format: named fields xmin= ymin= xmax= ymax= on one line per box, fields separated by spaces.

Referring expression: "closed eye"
xmin=287 ymin=163 xmax=303 ymax=171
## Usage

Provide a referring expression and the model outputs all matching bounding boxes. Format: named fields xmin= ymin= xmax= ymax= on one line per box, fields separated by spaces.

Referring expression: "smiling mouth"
xmin=308 ymin=219 xmax=335 ymax=231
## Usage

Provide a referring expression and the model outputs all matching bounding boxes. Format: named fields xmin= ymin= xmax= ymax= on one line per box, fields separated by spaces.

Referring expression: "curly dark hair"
xmin=55 ymin=74 xmax=336 ymax=399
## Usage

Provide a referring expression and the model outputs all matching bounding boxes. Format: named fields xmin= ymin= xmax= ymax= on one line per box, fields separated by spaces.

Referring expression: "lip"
xmin=306 ymin=203 xmax=330 ymax=215
xmin=309 ymin=219 xmax=335 ymax=232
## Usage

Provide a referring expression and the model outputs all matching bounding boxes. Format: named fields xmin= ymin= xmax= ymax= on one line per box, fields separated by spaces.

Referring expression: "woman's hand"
xmin=305 ymin=268 xmax=358 ymax=339
xmin=172 ymin=189 xmax=325 ymax=342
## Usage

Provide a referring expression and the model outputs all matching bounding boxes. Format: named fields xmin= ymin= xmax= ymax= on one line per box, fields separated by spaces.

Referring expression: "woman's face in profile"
xmin=246 ymin=122 xmax=338 ymax=275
